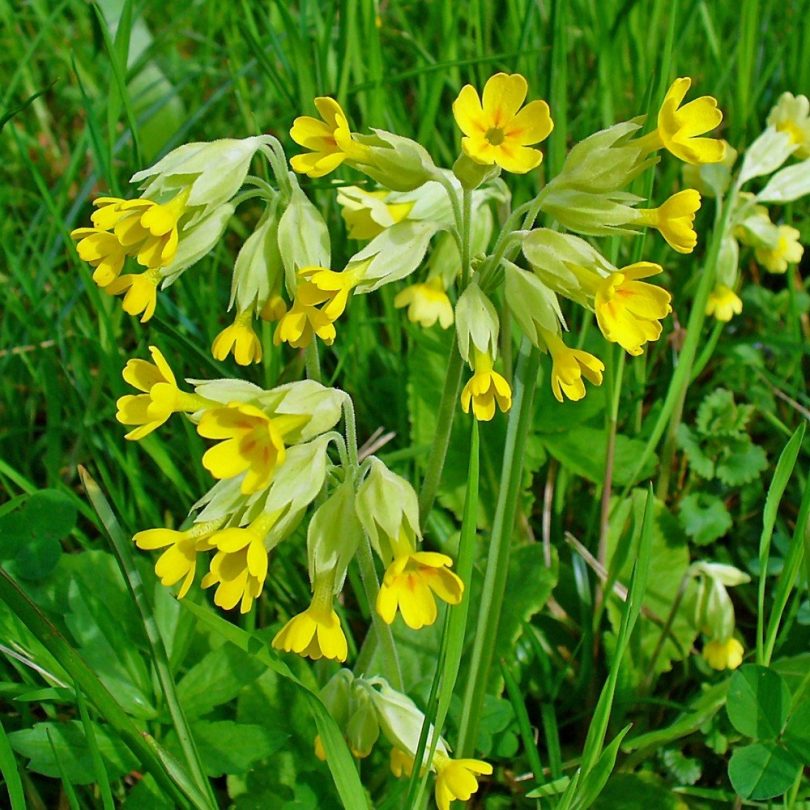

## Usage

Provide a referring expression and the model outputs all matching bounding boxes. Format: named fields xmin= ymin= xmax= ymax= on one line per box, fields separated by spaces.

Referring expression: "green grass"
xmin=1 ymin=0 xmax=809 ymax=808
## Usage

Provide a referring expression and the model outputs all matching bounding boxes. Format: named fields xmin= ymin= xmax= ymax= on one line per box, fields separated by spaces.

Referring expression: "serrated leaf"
xmin=716 ymin=439 xmax=768 ymax=486
xmin=8 ymin=721 xmax=137 ymax=784
xmin=678 ymin=493 xmax=732 ymax=545
xmin=696 ymin=389 xmax=752 ymax=438
xmin=661 ymin=747 xmax=701 ymax=784
xmin=676 ymin=425 xmax=715 ymax=479
xmin=728 ymin=741 xmax=801 ymax=800
xmin=727 ymin=665 xmax=791 ymax=740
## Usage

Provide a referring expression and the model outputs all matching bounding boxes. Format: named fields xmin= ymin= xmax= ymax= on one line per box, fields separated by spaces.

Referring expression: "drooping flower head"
xmin=212 ymin=311 xmax=264 ymax=365
xmin=540 ymin=329 xmax=604 ymax=403
xmin=593 ymin=262 xmax=672 ymax=356
xmin=394 ymin=278 xmax=454 ymax=329
xmin=452 ymin=73 xmax=553 ymax=173
xmin=767 ymin=92 xmax=810 ymax=159
xmin=461 ymin=349 xmax=512 ymax=421
xmin=638 ymin=77 xmax=726 ymax=164
xmin=116 ymin=346 xmax=207 ymax=440
xmin=433 ymin=753 xmax=494 ymax=810
xmin=754 ymin=225 xmax=803 ymax=273
xmin=337 ymin=187 xmax=415 ymax=240
xmin=706 ymin=285 xmax=743 ymax=322
xmin=703 ymin=637 xmax=744 ymax=671
xmin=634 ymin=189 xmax=702 ymax=253
xmin=104 ymin=267 xmax=163 ymax=323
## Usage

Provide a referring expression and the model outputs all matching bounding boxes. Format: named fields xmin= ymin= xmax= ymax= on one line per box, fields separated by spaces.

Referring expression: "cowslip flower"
xmin=104 ymin=267 xmax=162 ymax=323
xmin=706 ymin=285 xmax=743 ymax=322
xmin=289 ymin=98 xmax=365 ymax=178
xmin=593 ymin=262 xmax=672 ymax=356
xmin=212 ymin=311 xmax=263 ymax=365
xmin=116 ymin=346 xmax=208 ymax=440
xmin=634 ymin=189 xmax=701 ymax=253
xmin=767 ymin=92 xmax=810 ymax=158
xmin=338 ymin=187 xmax=415 ymax=240
xmin=637 ymin=77 xmax=725 ymax=164
xmin=540 ymin=329 xmax=604 ymax=403
xmin=452 ymin=73 xmax=553 ymax=173
xmin=376 ymin=529 xmax=463 ymax=630
xmin=200 ymin=512 xmax=278 ymax=613
xmin=134 ymin=521 xmax=219 ymax=598
xmin=197 ymin=403 xmax=309 ymax=494
xmin=754 ymin=225 xmax=803 ymax=273
xmin=703 ymin=637 xmax=744 ymax=671
xmin=272 ymin=570 xmax=348 ymax=662
xmin=70 ymin=228 xmax=128 ymax=286
xmin=460 ymin=349 xmax=512 ymax=421
xmin=433 ymin=754 xmax=493 ymax=810
xmin=394 ymin=278 xmax=454 ymax=329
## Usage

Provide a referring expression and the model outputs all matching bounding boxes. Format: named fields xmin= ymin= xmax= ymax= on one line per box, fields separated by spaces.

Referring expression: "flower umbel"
xmin=116 ymin=346 xmax=206 ymax=440
xmin=638 ymin=77 xmax=726 ymax=164
xmin=594 ymin=262 xmax=672 ymax=356
xmin=453 ymin=72 xmax=553 ymax=173
xmin=272 ymin=570 xmax=348 ymax=662
xmin=634 ymin=189 xmax=702 ymax=253
xmin=706 ymin=285 xmax=743 ymax=322
xmin=460 ymin=349 xmax=512 ymax=421
xmin=541 ymin=329 xmax=604 ymax=403
xmin=394 ymin=278 xmax=454 ymax=329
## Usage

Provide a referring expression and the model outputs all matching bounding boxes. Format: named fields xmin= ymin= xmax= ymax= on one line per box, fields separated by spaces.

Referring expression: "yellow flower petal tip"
xmin=594 ymin=263 xmax=672 ymax=356
xmin=705 ymin=285 xmax=742 ymax=322
xmin=452 ymin=72 xmax=553 ymax=174
xmin=703 ymin=637 xmax=744 ymax=670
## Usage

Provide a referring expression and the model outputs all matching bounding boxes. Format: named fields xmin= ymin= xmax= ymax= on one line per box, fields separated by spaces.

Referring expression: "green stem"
xmin=460 ymin=188 xmax=473 ymax=287
xmin=305 ymin=340 xmax=322 ymax=383
xmin=456 ymin=339 xmax=540 ymax=755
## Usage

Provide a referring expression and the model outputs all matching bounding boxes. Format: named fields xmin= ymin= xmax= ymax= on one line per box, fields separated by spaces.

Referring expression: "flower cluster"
xmin=315 ymin=671 xmax=492 ymax=810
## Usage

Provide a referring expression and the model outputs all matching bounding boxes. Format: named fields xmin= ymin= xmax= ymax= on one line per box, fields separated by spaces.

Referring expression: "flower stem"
xmin=305 ymin=341 xmax=322 ymax=383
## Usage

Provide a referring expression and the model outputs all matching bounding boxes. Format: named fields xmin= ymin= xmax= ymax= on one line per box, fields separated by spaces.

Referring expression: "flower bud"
xmin=229 ymin=206 xmax=283 ymax=315
xmin=352 ymin=129 xmax=440 ymax=191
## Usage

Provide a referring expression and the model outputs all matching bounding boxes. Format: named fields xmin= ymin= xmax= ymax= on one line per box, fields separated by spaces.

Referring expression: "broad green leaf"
xmin=678 ymin=493 xmax=732 ymax=545
xmin=675 ymin=425 xmax=715 ymax=479
xmin=715 ymin=438 xmax=768 ymax=487
xmin=661 ymin=748 xmax=701 ymax=785
xmin=782 ymin=700 xmax=810 ymax=763
xmin=8 ymin=721 xmax=137 ymax=784
xmin=696 ymin=388 xmax=752 ymax=437
xmin=726 ymin=665 xmax=791 ymax=740
xmin=728 ymin=741 xmax=801 ymax=800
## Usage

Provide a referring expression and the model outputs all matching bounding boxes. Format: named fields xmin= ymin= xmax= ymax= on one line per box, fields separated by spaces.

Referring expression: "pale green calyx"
xmin=455 ymin=282 xmax=500 ymax=363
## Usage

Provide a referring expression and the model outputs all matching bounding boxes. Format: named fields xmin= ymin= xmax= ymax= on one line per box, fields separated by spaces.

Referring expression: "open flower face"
xmin=594 ymin=262 xmax=672 ymax=356
xmin=290 ymin=97 xmax=358 ymax=178
xmin=433 ymin=755 xmax=493 ymax=810
xmin=453 ymin=73 xmax=553 ymax=173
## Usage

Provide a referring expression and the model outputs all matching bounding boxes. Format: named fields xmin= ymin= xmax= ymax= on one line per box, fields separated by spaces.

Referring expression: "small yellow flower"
xmin=104 ymin=267 xmax=162 ymax=322
xmin=212 ymin=311 xmax=263 ymax=365
xmin=634 ymin=189 xmax=702 ymax=253
xmin=274 ymin=265 xmax=363 ymax=348
xmin=433 ymin=754 xmax=493 ymax=810
xmin=452 ymin=73 xmax=553 ymax=173
xmin=754 ymin=225 xmax=803 ymax=273
xmin=705 ymin=285 xmax=743 ymax=322
xmin=272 ymin=572 xmax=348 ymax=662
xmin=200 ymin=513 xmax=276 ymax=613
xmin=134 ymin=521 xmax=218 ymax=598
xmin=260 ymin=294 xmax=287 ymax=322
xmin=767 ymin=92 xmax=810 ymax=158
xmin=638 ymin=77 xmax=726 ymax=164
xmin=594 ymin=262 xmax=672 ymax=356
xmin=116 ymin=346 xmax=206 ymax=440
xmin=541 ymin=330 xmax=604 ymax=403
xmin=390 ymin=748 xmax=416 ymax=778
xmin=338 ymin=188 xmax=414 ymax=240
xmin=289 ymin=98 xmax=364 ymax=178
xmin=460 ymin=350 xmax=512 ymax=421
xmin=377 ymin=544 xmax=464 ymax=630
xmin=703 ymin=637 xmax=744 ymax=671
xmin=197 ymin=403 xmax=309 ymax=494
xmin=70 ymin=228 xmax=128 ymax=286
xmin=394 ymin=278 xmax=454 ymax=329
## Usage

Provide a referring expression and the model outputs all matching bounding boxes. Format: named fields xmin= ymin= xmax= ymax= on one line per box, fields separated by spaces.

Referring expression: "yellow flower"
xmin=394 ymin=278 xmax=454 ymax=329
xmin=452 ymin=73 xmax=553 ymax=173
xmin=116 ymin=345 xmax=206 ymax=440
xmin=339 ymin=188 xmax=414 ymax=240
xmin=272 ymin=571 xmax=348 ymax=662
xmin=70 ymin=228 xmax=128 ymax=287
xmin=212 ymin=311 xmax=263 ymax=365
xmin=200 ymin=513 xmax=276 ymax=613
xmin=638 ymin=77 xmax=725 ymax=164
xmin=767 ymin=92 xmax=810 ymax=158
xmin=705 ymin=285 xmax=743 ymax=322
xmin=433 ymin=755 xmax=493 ymax=810
xmin=703 ymin=637 xmax=744 ymax=671
xmin=260 ymin=294 xmax=287 ymax=322
xmin=134 ymin=521 xmax=218 ymax=598
xmin=541 ymin=330 xmax=604 ymax=403
xmin=634 ymin=189 xmax=702 ymax=253
xmin=289 ymin=97 xmax=363 ymax=178
xmin=104 ymin=267 xmax=162 ymax=322
xmin=197 ymin=403 xmax=309 ymax=494
xmin=390 ymin=748 xmax=416 ymax=778
xmin=594 ymin=262 xmax=672 ymax=356
xmin=460 ymin=350 xmax=512 ymax=421
xmin=274 ymin=265 xmax=363 ymax=348
xmin=376 ymin=538 xmax=464 ymax=630
xmin=314 ymin=735 xmax=327 ymax=762
xmin=754 ymin=225 xmax=803 ymax=273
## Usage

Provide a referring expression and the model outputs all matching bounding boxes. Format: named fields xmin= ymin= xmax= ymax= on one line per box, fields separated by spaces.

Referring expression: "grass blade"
xmin=0 ymin=718 xmax=26 ymax=810
xmin=76 ymin=689 xmax=115 ymax=810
